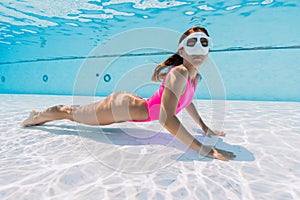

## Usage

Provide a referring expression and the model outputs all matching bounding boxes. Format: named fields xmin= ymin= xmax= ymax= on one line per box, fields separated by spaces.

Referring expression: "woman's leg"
xmin=91 ymin=91 xmax=149 ymax=125
xmin=21 ymin=105 xmax=80 ymax=127
xmin=21 ymin=92 xmax=148 ymax=127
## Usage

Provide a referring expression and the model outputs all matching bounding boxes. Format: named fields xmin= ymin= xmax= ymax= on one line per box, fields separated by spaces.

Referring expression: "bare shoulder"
xmin=166 ymin=65 xmax=189 ymax=83
xmin=166 ymin=65 xmax=189 ymax=82
xmin=164 ymin=65 xmax=188 ymax=97
xmin=172 ymin=65 xmax=189 ymax=77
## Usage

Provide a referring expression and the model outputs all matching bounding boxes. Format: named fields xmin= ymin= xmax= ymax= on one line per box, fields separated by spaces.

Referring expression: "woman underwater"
xmin=22 ymin=26 xmax=236 ymax=161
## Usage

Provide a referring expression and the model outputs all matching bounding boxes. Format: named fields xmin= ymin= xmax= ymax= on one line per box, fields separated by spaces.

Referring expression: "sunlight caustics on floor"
xmin=1 ymin=94 xmax=299 ymax=199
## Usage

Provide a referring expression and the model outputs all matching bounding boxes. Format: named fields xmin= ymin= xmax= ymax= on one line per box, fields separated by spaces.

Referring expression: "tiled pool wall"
xmin=1 ymin=1 xmax=299 ymax=102
xmin=1 ymin=48 xmax=299 ymax=101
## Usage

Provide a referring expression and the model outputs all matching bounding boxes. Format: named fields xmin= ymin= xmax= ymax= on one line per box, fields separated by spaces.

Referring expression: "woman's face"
xmin=180 ymin=49 xmax=209 ymax=67
xmin=178 ymin=31 xmax=211 ymax=68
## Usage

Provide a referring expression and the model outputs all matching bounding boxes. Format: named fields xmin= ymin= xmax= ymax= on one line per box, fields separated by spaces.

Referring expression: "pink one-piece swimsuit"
xmin=132 ymin=68 xmax=197 ymax=122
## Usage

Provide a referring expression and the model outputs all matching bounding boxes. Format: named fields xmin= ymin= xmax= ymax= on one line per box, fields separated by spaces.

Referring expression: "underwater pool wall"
xmin=1 ymin=0 xmax=300 ymax=102
xmin=0 ymin=48 xmax=299 ymax=102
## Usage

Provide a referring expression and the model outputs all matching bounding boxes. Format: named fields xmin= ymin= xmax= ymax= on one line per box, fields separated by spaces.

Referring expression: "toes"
xmin=21 ymin=110 xmax=39 ymax=127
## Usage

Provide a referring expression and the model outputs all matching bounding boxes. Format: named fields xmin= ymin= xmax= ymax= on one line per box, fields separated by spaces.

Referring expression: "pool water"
xmin=0 ymin=0 xmax=299 ymax=101
xmin=0 ymin=0 xmax=300 ymax=199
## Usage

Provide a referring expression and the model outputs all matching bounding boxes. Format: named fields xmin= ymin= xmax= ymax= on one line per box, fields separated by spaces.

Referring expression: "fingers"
xmin=211 ymin=147 xmax=236 ymax=161
xmin=213 ymin=130 xmax=226 ymax=137
xmin=215 ymin=148 xmax=236 ymax=160
xmin=216 ymin=154 xmax=230 ymax=161
xmin=202 ymin=147 xmax=236 ymax=161
xmin=216 ymin=131 xmax=226 ymax=137
xmin=205 ymin=129 xmax=226 ymax=137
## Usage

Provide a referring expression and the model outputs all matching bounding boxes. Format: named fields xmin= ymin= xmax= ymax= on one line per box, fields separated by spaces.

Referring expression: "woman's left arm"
xmin=185 ymin=102 xmax=226 ymax=137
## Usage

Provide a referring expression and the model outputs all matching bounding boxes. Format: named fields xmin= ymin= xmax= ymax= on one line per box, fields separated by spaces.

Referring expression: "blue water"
xmin=0 ymin=0 xmax=299 ymax=101
xmin=1 ymin=2 xmax=300 ymax=199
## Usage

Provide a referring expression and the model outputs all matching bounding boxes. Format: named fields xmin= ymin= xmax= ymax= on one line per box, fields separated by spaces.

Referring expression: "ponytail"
xmin=151 ymin=53 xmax=183 ymax=82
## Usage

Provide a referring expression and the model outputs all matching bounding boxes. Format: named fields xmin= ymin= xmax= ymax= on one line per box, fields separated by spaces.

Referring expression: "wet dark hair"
xmin=151 ymin=26 xmax=210 ymax=82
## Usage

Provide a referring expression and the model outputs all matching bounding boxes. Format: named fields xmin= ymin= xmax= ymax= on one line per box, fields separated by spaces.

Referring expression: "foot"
xmin=21 ymin=110 xmax=46 ymax=127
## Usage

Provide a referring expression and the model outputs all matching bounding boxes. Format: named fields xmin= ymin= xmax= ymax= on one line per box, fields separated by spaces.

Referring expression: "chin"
xmin=193 ymin=61 xmax=207 ymax=68
xmin=191 ymin=58 xmax=205 ymax=65
xmin=184 ymin=54 xmax=208 ymax=66
xmin=194 ymin=55 xmax=208 ymax=63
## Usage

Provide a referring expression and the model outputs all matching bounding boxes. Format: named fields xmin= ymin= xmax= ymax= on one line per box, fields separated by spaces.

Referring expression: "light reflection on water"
xmin=1 ymin=0 xmax=299 ymax=68
xmin=0 ymin=0 xmax=288 ymax=45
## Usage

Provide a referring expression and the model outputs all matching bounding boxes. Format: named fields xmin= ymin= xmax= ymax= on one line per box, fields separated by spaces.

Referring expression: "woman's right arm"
xmin=159 ymin=67 xmax=235 ymax=160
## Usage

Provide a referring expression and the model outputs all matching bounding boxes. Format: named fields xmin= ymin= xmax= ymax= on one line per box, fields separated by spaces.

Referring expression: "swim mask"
xmin=178 ymin=32 xmax=212 ymax=55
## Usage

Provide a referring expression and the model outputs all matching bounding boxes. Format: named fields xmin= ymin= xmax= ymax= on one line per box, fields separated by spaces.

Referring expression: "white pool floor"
xmin=0 ymin=94 xmax=299 ymax=200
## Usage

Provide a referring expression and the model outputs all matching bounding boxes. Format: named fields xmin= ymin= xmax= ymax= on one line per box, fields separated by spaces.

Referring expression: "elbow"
xmin=159 ymin=113 xmax=176 ymax=128
xmin=158 ymin=109 xmax=167 ymax=126
xmin=159 ymin=117 xmax=168 ymax=127
xmin=159 ymin=107 xmax=178 ymax=128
